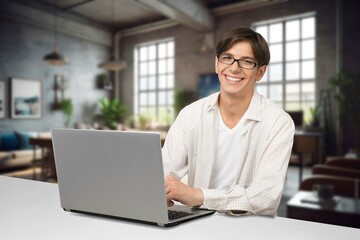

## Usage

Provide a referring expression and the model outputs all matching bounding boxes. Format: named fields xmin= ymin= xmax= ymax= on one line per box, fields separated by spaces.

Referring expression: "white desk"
xmin=1 ymin=176 xmax=359 ymax=240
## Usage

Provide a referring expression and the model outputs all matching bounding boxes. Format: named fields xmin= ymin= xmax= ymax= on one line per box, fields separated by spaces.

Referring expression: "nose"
xmin=229 ymin=60 xmax=242 ymax=72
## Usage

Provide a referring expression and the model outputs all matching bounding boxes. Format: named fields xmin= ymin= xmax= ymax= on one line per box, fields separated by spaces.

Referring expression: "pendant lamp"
xmin=43 ymin=0 xmax=68 ymax=65
xmin=98 ymin=0 xmax=127 ymax=71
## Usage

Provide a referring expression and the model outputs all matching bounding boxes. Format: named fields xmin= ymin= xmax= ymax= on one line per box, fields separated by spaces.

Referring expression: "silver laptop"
xmin=51 ymin=128 xmax=215 ymax=227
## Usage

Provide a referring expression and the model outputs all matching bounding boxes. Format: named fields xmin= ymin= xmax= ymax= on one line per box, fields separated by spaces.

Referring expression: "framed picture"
xmin=197 ymin=73 xmax=220 ymax=99
xmin=11 ymin=78 xmax=42 ymax=119
xmin=0 ymin=81 xmax=5 ymax=118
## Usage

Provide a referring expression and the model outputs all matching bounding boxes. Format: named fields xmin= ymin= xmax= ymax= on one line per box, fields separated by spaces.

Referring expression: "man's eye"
xmin=221 ymin=56 xmax=232 ymax=60
xmin=242 ymin=59 xmax=254 ymax=65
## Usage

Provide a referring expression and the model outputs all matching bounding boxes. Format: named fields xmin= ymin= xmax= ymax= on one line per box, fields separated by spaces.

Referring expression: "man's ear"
xmin=256 ymin=65 xmax=267 ymax=81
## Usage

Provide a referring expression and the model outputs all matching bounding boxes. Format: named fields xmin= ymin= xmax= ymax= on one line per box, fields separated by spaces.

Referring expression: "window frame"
xmin=134 ymin=38 xmax=175 ymax=125
xmin=253 ymin=12 xmax=316 ymax=121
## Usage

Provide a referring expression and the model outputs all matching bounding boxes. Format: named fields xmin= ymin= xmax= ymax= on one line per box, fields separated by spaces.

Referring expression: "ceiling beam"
xmin=136 ymin=0 xmax=214 ymax=32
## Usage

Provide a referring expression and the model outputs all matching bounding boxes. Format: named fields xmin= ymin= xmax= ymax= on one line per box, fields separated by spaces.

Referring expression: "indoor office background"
xmin=0 ymin=0 xmax=359 ymax=229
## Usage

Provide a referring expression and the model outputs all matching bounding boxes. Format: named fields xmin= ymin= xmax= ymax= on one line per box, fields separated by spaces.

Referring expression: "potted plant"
xmin=174 ymin=89 xmax=196 ymax=116
xmin=137 ymin=113 xmax=152 ymax=130
xmin=60 ymin=98 xmax=73 ymax=128
xmin=99 ymin=97 xmax=126 ymax=130
xmin=329 ymin=70 xmax=360 ymax=153
xmin=309 ymin=106 xmax=320 ymax=127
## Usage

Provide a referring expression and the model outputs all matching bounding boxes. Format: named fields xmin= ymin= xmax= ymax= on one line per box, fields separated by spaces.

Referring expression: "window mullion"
xmin=282 ymin=21 xmax=286 ymax=109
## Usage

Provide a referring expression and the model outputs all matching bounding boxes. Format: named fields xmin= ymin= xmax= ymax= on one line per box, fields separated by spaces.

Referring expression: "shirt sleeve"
xmin=162 ymin=109 xmax=189 ymax=180
xmin=201 ymin=113 xmax=295 ymax=216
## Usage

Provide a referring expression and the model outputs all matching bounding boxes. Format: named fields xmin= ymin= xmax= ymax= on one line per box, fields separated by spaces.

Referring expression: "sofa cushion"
xmin=0 ymin=132 xmax=20 ymax=151
xmin=15 ymin=131 xmax=38 ymax=150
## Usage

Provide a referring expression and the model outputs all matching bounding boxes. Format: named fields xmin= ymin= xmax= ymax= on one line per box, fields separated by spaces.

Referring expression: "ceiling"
xmin=27 ymin=0 xmax=283 ymax=32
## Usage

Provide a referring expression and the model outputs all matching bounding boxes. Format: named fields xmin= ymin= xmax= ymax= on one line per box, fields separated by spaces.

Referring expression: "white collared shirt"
xmin=162 ymin=91 xmax=295 ymax=216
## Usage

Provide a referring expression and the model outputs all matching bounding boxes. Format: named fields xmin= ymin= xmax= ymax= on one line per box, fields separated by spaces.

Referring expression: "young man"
xmin=162 ymin=28 xmax=295 ymax=216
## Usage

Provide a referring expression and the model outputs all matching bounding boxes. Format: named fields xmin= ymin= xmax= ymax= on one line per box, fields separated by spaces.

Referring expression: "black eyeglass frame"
xmin=217 ymin=53 xmax=260 ymax=70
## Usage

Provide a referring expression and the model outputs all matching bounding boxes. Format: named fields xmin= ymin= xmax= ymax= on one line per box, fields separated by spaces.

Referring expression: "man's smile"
xmin=225 ymin=74 xmax=245 ymax=82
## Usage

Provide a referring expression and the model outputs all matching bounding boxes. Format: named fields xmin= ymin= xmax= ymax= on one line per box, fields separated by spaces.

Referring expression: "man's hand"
xmin=165 ymin=176 xmax=204 ymax=207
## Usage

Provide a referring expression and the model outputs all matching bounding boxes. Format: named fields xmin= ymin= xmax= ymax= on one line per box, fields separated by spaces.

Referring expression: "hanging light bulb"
xmin=43 ymin=47 xmax=67 ymax=65
xmin=43 ymin=0 xmax=68 ymax=65
xmin=98 ymin=0 xmax=126 ymax=71
xmin=98 ymin=58 xmax=127 ymax=71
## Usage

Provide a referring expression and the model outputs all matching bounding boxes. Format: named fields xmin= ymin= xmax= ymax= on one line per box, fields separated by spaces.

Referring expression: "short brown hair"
xmin=216 ymin=28 xmax=270 ymax=66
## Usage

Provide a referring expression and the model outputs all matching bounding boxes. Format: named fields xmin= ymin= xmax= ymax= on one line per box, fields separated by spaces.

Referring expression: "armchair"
xmin=325 ymin=157 xmax=360 ymax=169
xmin=299 ymin=174 xmax=359 ymax=198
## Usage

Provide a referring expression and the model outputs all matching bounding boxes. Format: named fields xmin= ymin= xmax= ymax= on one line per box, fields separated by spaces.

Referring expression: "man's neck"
xmin=218 ymin=91 xmax=253 ymax=129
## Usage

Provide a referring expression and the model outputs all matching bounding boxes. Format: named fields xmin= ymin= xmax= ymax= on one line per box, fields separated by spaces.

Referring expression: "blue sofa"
xmin=0 ymin=131 xmax=41 ymax=172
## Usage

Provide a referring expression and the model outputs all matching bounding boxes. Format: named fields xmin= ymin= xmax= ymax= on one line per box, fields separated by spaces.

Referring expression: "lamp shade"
xmin=98 ymin=58 xmax=127 ymax=71
xmin=43 ymin=49 xmax=68 ymax=65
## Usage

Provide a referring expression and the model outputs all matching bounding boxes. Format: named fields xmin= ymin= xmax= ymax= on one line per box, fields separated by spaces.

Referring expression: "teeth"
xmin=226 ymin=75 xmax=241 ymax=82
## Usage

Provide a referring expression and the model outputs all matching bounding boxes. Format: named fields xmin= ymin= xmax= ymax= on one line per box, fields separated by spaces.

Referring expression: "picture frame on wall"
xmin=10 ymin=78 xmax=42 ymax=119
xmin=0 ymin=81 xmax=5 ymax=118
xmin=197 ymin=73 xmax=220 ymax=99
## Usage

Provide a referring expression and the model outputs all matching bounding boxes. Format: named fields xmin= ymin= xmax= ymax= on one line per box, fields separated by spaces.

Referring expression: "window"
xmin=134 ymin=39 xmax=175 ymax=125
xmin=253 ymin=13 xmax=316 ymax=122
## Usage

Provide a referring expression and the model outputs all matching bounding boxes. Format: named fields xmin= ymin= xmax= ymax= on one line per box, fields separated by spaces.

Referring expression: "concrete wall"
xmin=0 ymin=1 xmax=111 ymax=132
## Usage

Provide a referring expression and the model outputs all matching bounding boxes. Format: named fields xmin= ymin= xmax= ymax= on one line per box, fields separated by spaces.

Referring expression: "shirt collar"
xmin=205 ymin=91 xmax=220 ymax=112
xmin=246 ymin=90 xmax=263 ymax=122
xmin=205 ymin=90 xmax=263 ymax=122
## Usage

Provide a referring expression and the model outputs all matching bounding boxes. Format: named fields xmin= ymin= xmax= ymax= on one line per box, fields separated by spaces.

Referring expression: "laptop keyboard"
xmin=168 ymin=210 xmax=193 ymax=220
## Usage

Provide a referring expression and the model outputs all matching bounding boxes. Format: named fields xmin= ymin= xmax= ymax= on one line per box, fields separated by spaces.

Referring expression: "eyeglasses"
xmin=217 ymin=53 xmax=259 ymax=70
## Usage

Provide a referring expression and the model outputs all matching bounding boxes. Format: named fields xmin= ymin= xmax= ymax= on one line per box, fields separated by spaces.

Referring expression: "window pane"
xmin=148 ymin=76 xmax=156 ymax=90
xmin=159 ymin=106 xmax=174 ymax=124
xmin=167 ymin=91 xmax=174 ymax=105
xmin=269 ymin=84 xmax=283 ymax=101
xmin=158 ymin=59 xmax=166 ymax=74
xmin=269 ymin=23 xmax=282 ymax=43
xmin=270 ymin=44 xmax=283 ymax=62
xmin=286 ymin=41 xmax=300 ymax=61
xmin=148 ymin=61 xmax=156 ymax=75
xmin=140 ymin=47 xmax=148 ymax=60
xmin=302 ymin=17 xmax=315 ymax=38
xmin=302 ymin=39 xmax=315 ymax=59
xmin=286 ymin=62 xmax=300 ymax=80
xmin=140 ymin=62 xmax=148 ymax=76
xmin=256 ymin=84 xmax=268 ymax=97
xmin=167 ymin=74 xmax=174 ymax=88
xmin=302 ymin=101 xmax=315 ymax=122
xmin=146 ymin=108 xmax=156 ymax=123
xmin=285 ymin=102 xmax=302 ymax=111
xmin=148 ymin=45 xmax=156 ymax=60
xmin=261 ymin=69 xmax=268 ymax=82
xmin=139 ymin=77 xmax=147 ymax=90
xmin=167 ymin=42 xmax=174 ymax=57
xmin=302 ymin=82 xmax=315 ymax=101
xmin=286 ymin=20 xmax=300 ymax=41
xmin=159 ymin=91 xmax=166 ymax=105
xmin=167 ymin=58 xmax=174 ymax=73
xmin=286 ymin=83 xmax=300 ymax=101
xmin=148 ymin=92 xmax=156 ymax=105
xmin=158 ymin=43 xmax=167 ymax=58
xmin=269 ymin=63 xmax=283 ymax=82
xmin=140 ymin=93 xmax=147 ymax=105
xmin=302 ymin=60 xmax=315 ymax=79
xmin=159 ymin=75 xmax=166 ymax=89
xmin=256 ymin=26 xmax=268 ymax=41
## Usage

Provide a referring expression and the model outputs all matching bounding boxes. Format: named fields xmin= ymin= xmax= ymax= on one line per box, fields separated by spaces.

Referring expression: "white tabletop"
xmin=1 ymin=175 xmax=359 ymax=240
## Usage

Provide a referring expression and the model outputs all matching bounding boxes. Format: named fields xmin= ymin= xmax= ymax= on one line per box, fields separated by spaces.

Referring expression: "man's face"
xmin=215 ymin=41 xmax=266 ymax=99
